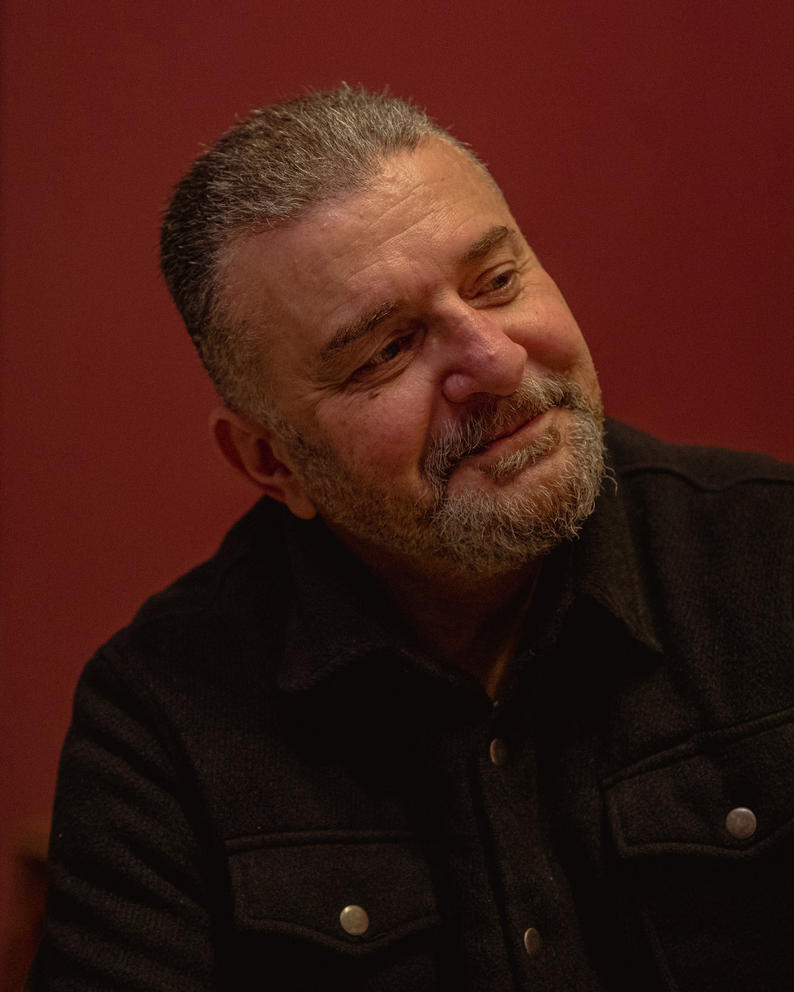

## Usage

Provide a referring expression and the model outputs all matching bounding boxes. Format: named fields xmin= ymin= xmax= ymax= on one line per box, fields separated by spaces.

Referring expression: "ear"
xmin=209 ymin=406 xmax=317 ymax=520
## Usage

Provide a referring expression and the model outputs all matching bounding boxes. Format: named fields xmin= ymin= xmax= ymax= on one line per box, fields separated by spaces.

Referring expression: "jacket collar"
xmin=274 ymin=441 xmax=663 ymax=694
xmin=571 ymin=468 xmax=663 ymax=655
xmin=276 ymin=513 xmax=433 ymax=693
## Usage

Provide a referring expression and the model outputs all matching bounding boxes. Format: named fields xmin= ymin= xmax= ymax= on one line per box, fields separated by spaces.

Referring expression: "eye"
xmin=487 ymin=271 xmax=515 ymax=292
xmin=466 ymin=264 xmax=522 ymax=309
xmin=371 ymin=336 xmax=411 ymax=366
xmin=478 ymin=269 xmax=518 ymax=299
xmin=354 ymin=332 xmax=418 ymax=379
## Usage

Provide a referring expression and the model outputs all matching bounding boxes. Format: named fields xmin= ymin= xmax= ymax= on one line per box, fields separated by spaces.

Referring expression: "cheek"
xmin=319 ymin=394 xmax=429 ymax=476
xmin=361 ymin=413 xmax=425 ymax=473
xmin=513 ymin=301 xmax=594 ymax=374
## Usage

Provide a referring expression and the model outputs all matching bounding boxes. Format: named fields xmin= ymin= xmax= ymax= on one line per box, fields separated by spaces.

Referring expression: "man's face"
xmin=223 ymin=138 xmax=605 ymax=574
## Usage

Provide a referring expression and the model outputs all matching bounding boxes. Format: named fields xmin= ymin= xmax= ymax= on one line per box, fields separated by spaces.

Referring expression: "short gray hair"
xmin=160 ymin=85 xmax=476 ymax=419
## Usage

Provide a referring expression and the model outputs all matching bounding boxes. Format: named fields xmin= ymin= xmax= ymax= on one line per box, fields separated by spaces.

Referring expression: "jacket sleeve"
xmin=28 ymin=648 xmax=221 ymax=990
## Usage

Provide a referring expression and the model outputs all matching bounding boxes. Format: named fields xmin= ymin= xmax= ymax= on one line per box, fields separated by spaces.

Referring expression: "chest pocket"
xmin=226 ymin=832 xmax=442 ymax=989
xmin=603 ymin=710 xmax=794 ymax=992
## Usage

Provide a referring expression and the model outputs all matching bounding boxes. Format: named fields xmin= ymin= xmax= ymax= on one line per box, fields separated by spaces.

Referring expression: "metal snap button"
xmin=523 ymin=926 xmax=542 ymax=957
xmin=489 ymin=738 xmax=508 ymax=766
xmin=339 ymin=904 xmax=369 ymax=936
xmin=725 ymin=806 xmax=757 ymax=840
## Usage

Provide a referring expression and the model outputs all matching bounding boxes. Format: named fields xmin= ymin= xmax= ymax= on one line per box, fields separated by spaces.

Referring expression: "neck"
xmin=338 ymin=531 xmax=541 ymax=697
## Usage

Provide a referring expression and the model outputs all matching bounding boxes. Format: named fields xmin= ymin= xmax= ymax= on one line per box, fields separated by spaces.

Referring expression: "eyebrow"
xmin=320 ymin=300 xmax=403 ymax=360
xmin=462 ymin=224 xmax=515 ymax=262
xmin=320 ymin=224 xmax=519 ymax=362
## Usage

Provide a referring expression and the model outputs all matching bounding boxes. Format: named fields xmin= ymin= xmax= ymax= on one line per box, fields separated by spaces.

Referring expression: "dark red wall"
xmin=1 ymin=0 xmax=792 ymax=932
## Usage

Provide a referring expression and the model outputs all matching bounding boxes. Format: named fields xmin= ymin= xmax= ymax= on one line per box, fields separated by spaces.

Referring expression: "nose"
xmin=439 ymin=308 xmax=526 ymax=405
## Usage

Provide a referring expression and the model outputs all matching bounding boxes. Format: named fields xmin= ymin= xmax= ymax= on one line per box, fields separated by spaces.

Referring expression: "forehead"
xmin=221 ymin=139 xmax=516 ymax=370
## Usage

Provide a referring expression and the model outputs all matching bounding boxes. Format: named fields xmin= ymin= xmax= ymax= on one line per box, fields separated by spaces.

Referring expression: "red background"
xmin=1 ymin=0 xmax=792 ymax=938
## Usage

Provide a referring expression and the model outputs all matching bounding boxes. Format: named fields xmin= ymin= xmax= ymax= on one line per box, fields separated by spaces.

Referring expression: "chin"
xmin=423 ymin=409 xmax=606 ymax=573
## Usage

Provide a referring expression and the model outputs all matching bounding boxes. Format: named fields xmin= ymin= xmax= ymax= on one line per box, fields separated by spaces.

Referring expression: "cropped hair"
xmin=160 ymin=85 xmax=475 ymax=419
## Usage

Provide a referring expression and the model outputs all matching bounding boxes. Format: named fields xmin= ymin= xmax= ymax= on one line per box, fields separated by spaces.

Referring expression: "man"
xmin=31 ymin=87 xmax=794 ymax=990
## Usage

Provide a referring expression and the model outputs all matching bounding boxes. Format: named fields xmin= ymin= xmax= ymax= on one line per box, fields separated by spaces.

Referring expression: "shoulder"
xmin=85 ymin=498 xmax=292 ymax=717
xmin=602 ymin=418 xmax=793 ymax=561
xmin=603 ymin=418 xmax=794 ymax=542
xmin=131 ymin=496 xmax=289 ymax=629
xmin=604 ymin=418 xmax=794 ymax=492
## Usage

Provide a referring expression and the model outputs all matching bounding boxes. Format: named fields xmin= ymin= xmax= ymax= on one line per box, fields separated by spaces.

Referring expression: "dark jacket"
xmin=30 ymin=420 xmax=794 ymax=990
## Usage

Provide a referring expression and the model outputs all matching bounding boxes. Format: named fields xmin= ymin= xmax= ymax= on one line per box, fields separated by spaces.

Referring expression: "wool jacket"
xmin=30 ymin=420 xmax=794 ymax=990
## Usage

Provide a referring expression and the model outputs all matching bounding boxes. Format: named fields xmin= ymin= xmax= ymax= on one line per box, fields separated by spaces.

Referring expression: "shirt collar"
xmin=276 ymin=512 xmax=445 ymax=693
xmin=274 ymin=446 xmax=663 ymax=694
xmin=569 ymin=465 xmax=663 ymax=656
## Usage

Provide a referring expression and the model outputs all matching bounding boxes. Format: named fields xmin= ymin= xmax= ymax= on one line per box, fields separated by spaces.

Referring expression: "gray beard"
xmin=274 ymin=373 xmax=606 ymax=575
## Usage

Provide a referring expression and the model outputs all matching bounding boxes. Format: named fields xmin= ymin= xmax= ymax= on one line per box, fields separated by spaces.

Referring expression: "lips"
xmin=422 ymin=376 xmax=579 ymax=485
xmin=476 ymin=409 xmax=549 ymax=454
xmin=482 ymin=413 xmax=539 ymax=448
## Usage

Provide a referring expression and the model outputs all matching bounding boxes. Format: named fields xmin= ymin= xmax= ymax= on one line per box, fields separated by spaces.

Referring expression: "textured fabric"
xmin=30 ymin=420 xmax=794 ymax=990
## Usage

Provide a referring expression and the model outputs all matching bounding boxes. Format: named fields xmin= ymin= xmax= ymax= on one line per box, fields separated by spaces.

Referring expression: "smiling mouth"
xmin=422 ymin=376 xmax=579 ymax=485
xmin=470 ymin=409 xmax=548 ymax=456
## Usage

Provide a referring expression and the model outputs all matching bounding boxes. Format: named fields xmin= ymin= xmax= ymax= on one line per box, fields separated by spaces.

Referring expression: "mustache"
xmin=421 ymin=373 xmax=591 ymax=483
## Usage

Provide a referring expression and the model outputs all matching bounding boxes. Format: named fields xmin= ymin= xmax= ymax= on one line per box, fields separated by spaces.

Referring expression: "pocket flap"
xmin=604 ymin=712 xmax=794 ymax=858
xmin=228 ymin=831 xmax=440 ymax=954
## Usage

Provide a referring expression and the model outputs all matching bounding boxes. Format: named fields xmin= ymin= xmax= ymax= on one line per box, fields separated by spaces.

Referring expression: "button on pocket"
xmin=603 ymin=709 xmax=794 ymax=989
xmin=725 ymin=807 xmax=757 ymax=840
xmin=228 ymin=832 xmax=440 ymax=955
xmin=605 ymin=711 xmax=794 ymax=858
xmin=339 ymin=904 xmax=369 ymax=936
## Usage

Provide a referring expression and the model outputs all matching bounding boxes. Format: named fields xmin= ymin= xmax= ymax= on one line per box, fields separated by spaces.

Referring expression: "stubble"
xmin=273 ymin=373 xmax=606 ymax=574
